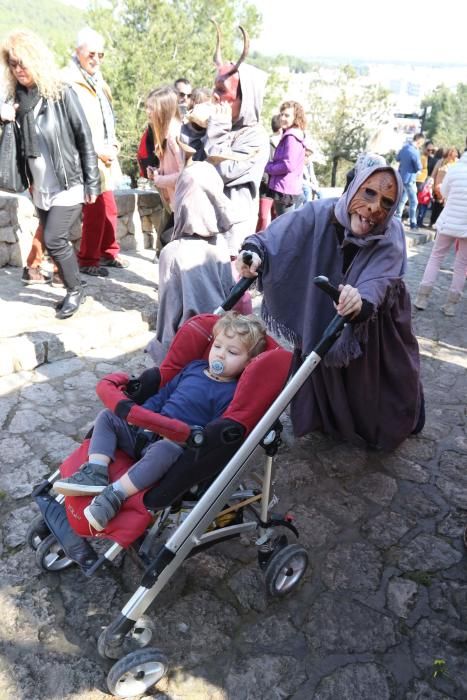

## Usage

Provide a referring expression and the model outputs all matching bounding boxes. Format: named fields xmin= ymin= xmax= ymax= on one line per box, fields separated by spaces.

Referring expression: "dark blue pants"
xmin=90 ymin=409 xmax=184 ymax=490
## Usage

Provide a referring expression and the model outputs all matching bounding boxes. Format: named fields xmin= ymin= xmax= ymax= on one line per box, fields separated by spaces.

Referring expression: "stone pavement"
xmin=0 ymin=239 xmax=466 ymax=700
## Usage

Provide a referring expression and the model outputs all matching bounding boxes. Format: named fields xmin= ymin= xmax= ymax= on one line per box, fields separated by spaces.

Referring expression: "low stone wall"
xmin=0 ymin=188 xmax=167 ymax=267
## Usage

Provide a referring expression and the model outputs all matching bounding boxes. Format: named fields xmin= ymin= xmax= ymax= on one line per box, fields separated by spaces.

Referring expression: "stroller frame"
xmin=29 ymin=276 xmax=346 ymax=698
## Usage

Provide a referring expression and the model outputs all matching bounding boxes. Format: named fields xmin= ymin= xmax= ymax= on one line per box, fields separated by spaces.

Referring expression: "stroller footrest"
xmin=34 ymin=494 xmax=98 ymax=573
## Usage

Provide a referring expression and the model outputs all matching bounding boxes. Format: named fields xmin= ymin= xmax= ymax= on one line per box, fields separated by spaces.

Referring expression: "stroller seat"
xmin=60 ymin=313 xmax=293 ymax=548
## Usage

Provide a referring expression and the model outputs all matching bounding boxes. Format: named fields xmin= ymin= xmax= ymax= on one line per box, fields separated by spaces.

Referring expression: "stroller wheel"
xmin=129 ymin=616 xmax=155 ymax=648
xmin=98 ymin=617 xmax=155 ymax=660
xmin=35 ymin=533 xmax=74 ymax=572
xmin=264 ymin=543 xmax=309 ymax=597
xmin=107 ymin=648 xmax=168 ymax=698
xmin=26 ymin=515 xmax=50 ymax=551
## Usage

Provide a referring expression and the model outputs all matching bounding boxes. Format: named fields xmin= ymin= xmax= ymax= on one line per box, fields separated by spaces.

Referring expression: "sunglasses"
xmin=8 ymin=58 xmax=26 ymax=70
xmin=88 ymin=51 xmax=104 ymax=60
xmin=178 ymin=91 xmax=191 ymax=98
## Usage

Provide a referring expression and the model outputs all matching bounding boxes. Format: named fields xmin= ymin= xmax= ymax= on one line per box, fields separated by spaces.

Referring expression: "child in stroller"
xmin=53 ymin=312 xmax=267 ymax=531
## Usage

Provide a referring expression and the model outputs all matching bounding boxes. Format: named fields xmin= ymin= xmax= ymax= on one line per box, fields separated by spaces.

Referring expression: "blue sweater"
xmin=396 ymin=142 xmax=422 ymax=184
xmin=143 ymin=360 xmax=237 ymax=427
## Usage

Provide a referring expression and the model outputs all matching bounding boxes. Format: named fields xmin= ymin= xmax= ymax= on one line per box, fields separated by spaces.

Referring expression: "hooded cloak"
xmin=146 ymin=162 xmax=240 ymax=363
xmin=242 ymin=164 xmax=423 ymax=450
xmin=172 ymin=161 xmax=237 ymax=239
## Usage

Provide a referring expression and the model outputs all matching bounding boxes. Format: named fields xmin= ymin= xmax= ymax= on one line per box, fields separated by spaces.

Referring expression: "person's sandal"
xmin=79 ymin=265 xmax=109 ymax=277
xmin=100 ymin=256 xmax=129 ymax=269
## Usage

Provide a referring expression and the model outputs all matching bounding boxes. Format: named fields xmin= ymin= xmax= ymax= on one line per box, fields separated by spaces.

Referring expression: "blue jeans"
xmin=396 ymin=180 xmax=418 ymax=227
xmin=417 ymin=203 xmax=428 ymax=227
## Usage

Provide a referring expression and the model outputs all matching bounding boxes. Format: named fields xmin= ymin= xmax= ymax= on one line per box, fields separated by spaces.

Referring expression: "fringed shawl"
xmin=242 ymin=164 xmax=422 ymax=449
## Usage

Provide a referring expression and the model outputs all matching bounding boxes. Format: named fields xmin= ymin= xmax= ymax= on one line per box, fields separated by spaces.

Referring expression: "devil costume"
xmin=242 ymin=164 xmax=424 ymax=450
xmin=202 ymin=23 xmax=270 ymax=256
xmin=204 ymin=63 xmax=269 ymax=255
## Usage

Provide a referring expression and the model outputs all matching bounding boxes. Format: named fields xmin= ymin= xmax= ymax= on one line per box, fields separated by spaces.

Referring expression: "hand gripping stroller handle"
xmin=312 ymin=275 xmax=352 ymax=358
xmin=220 ymin=274 xmax=255 ymax=312
xmin=313 ymin=275 xmax=353 ymax=322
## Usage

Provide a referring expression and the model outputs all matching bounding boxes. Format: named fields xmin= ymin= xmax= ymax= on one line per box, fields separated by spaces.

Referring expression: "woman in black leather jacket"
xmin=0 ymin=29 xmax=100 ymax=319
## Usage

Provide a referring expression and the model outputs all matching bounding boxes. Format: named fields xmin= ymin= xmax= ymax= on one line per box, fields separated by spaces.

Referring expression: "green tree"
xmin=86 ymin=0 xmax=261 ymax=181
xmin=421 ymin=83 xmax=467 ymax=152
xmin=307 ymin=69 xmax=391 ymax=186
xmin=0 ymin=0 xmax=83 ymax=64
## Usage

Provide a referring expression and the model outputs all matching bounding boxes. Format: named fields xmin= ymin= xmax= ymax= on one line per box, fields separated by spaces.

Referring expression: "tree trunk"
xmin=331 ymin=156 xmax=339 ymax=187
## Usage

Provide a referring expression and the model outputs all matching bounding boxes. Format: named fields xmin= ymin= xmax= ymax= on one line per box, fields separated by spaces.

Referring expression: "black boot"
xmin=56 ymin=287 xmax=86 ymax=319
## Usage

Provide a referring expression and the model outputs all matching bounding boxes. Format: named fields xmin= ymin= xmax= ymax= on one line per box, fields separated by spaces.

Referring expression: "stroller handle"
xmin=313 ymin=275 xmax=341 ymax=304
xmin=219 ymin=274 xmax=256 ymax=313
xmin=313 ymin=275 xmax=355 ymax=323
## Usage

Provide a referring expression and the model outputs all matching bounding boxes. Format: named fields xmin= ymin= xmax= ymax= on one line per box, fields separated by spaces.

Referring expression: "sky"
xmin=62 ymin=0 xmax=467 ymax=66
xmin=251 ymin=0 xmax=467 ymax=65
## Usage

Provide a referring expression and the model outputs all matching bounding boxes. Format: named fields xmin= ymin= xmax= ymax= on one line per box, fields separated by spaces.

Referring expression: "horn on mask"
xmin=211 ymin=17 xmax=223 ymax=67
xmin=210 ymin=18 xmax=250 ymax=78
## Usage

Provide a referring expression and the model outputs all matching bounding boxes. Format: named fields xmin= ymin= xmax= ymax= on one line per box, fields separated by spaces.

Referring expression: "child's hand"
xmin=187 ymin=102 xmax=214 ymax=128
xmin=146 ymin=166 xmax=158 ymax=180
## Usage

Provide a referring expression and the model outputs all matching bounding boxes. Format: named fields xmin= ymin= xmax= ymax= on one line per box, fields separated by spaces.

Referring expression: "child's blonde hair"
xmin=213 ymin=312 xmax=267 ymax=358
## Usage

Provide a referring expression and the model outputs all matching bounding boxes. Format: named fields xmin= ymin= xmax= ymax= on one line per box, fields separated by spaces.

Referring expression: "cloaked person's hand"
xmin=235 ymin=250 xmax=261 ymax=278
xmin=336 ymin=284 xmax=362 ymax=318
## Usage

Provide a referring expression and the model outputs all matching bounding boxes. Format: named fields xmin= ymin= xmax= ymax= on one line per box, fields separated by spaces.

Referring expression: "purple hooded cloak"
xmin=243 ymin=164 xmax=423 ymax=450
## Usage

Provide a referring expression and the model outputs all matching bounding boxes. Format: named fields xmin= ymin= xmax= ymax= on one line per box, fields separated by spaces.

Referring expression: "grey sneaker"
xmin=84 ymin=485 xmax=124 ymax=531
xmin=53 ymin=462 xmax=109 ymax=496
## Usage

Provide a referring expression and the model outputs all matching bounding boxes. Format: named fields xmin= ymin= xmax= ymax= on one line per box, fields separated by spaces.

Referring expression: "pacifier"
xmin=210 ymin=360 xmax=224 ymax=375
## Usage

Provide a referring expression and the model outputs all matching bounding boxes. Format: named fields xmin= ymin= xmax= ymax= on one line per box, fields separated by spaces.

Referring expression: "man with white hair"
xmin=64 ymin=27 xmax=127 ymax=276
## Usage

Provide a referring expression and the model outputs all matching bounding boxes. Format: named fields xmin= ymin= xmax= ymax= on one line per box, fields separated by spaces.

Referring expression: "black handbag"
xmin=0 ymin=120 xmax=28 ymax=193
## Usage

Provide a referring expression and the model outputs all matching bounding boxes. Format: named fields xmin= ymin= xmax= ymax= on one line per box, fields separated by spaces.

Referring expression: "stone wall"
xmin=0 ymin=188 xmax=167 ymax=267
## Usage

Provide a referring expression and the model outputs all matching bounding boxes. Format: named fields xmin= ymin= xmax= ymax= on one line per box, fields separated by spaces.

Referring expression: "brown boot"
xmin=414 ymin=284 xmax=432 ymax=310
xmin=441 ymin=291 xmax=461 ymax=317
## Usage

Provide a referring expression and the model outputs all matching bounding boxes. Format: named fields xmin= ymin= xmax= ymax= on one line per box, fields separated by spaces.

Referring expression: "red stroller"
xmin=29 ymin=276 xmax=347 ymax=698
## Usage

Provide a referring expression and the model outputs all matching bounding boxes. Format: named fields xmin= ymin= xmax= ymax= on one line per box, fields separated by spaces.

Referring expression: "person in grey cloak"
xmin=146 ymin=159 xmax=241 ymax=364
xmin=188 ymin=24 xmax=269 ymax=256
xmin=236 ymin=163 xmax=425 ymax=451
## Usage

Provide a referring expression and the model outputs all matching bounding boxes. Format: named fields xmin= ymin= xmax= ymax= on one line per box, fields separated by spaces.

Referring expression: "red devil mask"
xmin=211 ymin=19 xmax=249 ymax=104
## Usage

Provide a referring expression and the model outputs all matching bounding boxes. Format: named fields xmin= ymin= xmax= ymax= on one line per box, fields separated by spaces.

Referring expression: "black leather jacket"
xmin=20 ymin=85 xmax=100 ymax=196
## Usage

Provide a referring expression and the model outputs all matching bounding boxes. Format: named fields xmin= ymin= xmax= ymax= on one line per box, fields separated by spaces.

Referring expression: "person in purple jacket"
xmin=265 ymin=100 xmax=307 ymax=215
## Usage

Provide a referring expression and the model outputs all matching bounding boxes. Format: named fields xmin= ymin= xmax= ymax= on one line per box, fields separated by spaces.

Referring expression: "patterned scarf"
xmin=72 ymin=55 xmax=115 ymax=144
